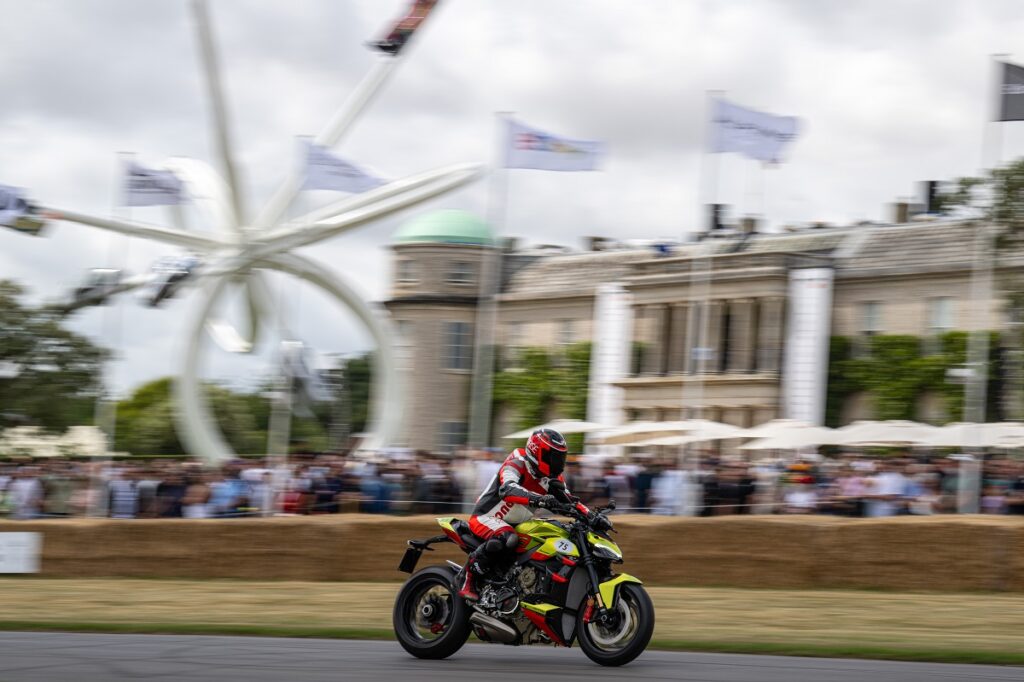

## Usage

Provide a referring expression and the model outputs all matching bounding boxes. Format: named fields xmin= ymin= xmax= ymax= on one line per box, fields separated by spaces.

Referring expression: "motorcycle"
xmin=393 ymin=500 xmax=655 ymax=666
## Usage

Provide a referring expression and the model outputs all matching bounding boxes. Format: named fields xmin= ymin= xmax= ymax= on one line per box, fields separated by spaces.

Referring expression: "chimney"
xmin=708 ymin=203 xmax=725 ymax=232
xmin=892 ymin=201 xmax=910 ymax=224
xmin=740 ymin=216 xmax=758 ymax=234
xmin=921 ymin=180 xmax=939 ymax=214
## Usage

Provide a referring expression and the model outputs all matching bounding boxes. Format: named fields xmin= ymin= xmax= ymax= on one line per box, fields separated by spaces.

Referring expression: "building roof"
xmin=393 ymin=209 xmax=493 ymax=246
xmin=500 ymin=249 xmax=652 ymax=300
xmin=835 ymin=220 xmax=981 ymax=278
xmin=499 ymin=220 xmax=1012 ymax=297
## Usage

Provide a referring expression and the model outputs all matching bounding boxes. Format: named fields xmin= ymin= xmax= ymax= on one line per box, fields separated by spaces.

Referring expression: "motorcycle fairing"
xmin=598 ymin=573 xmax=642 ymax=609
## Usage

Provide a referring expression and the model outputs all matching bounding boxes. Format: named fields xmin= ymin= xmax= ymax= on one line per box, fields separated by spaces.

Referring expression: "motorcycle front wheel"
xmin=393 ymin=565 xmax=471 ymax=659
xmin=577 ymin=583 xmax=655 ymax=666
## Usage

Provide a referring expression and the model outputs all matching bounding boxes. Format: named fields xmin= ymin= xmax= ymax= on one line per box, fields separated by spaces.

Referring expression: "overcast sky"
xmin=2 ymin=0 xmax=1023 ymax=397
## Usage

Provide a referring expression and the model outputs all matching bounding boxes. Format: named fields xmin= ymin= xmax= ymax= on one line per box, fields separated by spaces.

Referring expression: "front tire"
xmin=577 ymin=583 xmax=655 ymax=666
xmin=393 ymin=566 xmax=472 ymax=659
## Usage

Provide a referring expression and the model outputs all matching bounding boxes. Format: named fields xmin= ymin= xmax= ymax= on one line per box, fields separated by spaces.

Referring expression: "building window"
xmin=924 ymin=297 xmax=954 ymax=355
xmin=443 ymin=321 xmax=473 ymax=370
xmin=447 ymin=261 xmax=474 ymax=285
xmin=395 ymin=320 xmax=414 ymax=372
xmin=397 ymin=259 xmax=417 ymax=284
xmin=928 ymin=297 xmax=954 ymax=333
xmin=860 ymin=301 xmax=882 ymax=335
xmin=438 ymin=421 xmax=468 ymax=453
xmin=504 ymin=321 xmax=524 ymax=370
xmin=558 ymin=319 xmax=574 ymax=347
xmin=855 ymin=301 xmax=882 ymax=357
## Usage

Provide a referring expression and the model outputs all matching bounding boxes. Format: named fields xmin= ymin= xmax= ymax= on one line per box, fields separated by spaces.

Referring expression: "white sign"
xmin=586 ymin=283 xmax=633 ymax=436
xmin=0 ymin=532 xmax=41 ymax=573
xmin=783 ymin=268 xmax=833 ymax=425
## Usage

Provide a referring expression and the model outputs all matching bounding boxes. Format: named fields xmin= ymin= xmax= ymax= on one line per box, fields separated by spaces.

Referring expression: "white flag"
xmin=122 ymin=162 xmax=186 ymax=207
xmin=503 ymin=118 xmax=605 ymax=172
xmin=711 ymin=99 xmax=800 ymax=164
xmin=302 ymin=141 xmax=385 ymax=193
xmin=0 ymin=184 xmax=30 ymax=226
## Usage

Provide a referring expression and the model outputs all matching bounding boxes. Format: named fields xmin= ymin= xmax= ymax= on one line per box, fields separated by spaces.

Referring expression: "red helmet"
xmin=525 ymin=428 xmax=568 ymax=478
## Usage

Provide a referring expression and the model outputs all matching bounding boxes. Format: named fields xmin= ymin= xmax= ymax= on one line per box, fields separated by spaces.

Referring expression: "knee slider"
xmin=504 ymin=533 xmax=519 ymax=551
xmin=485 ymin=538 xmax=505 ymax=554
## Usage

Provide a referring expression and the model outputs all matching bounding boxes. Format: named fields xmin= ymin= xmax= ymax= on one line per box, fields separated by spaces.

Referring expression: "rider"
xmin=459 ymin=428 xmax=590 ymax=601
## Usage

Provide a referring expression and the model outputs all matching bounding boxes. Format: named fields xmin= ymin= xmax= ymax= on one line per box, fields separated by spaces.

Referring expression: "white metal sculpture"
xmin=26 ymin=1 xmax=482 ymax=462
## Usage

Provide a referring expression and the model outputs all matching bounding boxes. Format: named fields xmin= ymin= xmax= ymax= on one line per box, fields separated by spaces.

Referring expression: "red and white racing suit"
xmin=469 ymin=448 xmax=587 ymax=541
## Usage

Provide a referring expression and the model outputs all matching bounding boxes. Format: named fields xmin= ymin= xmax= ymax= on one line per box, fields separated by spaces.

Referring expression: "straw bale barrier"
xmin=2 ymin=515 xmax=1022 ymax=591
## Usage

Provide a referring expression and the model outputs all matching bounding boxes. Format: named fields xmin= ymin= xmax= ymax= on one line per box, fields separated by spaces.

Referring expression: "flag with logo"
xmin=301 ymin=140 xmax=386 ymax=193
xmin=998 ymin=60 xmax=1024 ymax=122
xmin=711 ymin=98 xmax=800 ymax=164
xmin=0 ymin=184 xmax=30 ymax=227
xmin=122 ymin=162 xmax=186 ymax=207
xmin=503 ymin=117 xmax=605 ymax=172
xmin=369 ymin=0 xmax=441 ymax=56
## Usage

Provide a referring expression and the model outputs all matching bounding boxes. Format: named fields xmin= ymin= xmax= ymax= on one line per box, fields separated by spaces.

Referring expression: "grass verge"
xmin=2 ymin=578 xmax=1023 ymax=666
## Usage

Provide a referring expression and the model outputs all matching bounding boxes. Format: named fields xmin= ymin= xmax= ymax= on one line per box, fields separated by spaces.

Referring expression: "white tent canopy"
xmin=502 ymin=419 xmax=608 ymax=440
xmin=921 ymin=421 xmax=1024 ymax=448
xmin=740 ymin=426 xmax=836 ymax=451
xmin=831 ymin=420 xmax=942 ymax=446
xmin=589 ymin=419 xmax=742 ymax=446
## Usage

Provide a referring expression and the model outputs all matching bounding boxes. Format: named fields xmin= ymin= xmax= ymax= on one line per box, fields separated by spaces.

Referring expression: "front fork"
xmin=574 ymin=529 xmax=619 ymax=629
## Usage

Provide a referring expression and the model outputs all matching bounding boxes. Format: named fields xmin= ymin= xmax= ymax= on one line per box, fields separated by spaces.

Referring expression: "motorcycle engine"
xmin=517 ymin=566 xmax=539 ymax=594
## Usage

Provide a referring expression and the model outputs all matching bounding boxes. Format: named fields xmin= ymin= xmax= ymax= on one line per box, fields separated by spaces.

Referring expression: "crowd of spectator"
xmin=1 ymin=450 xmax=1023 ymax=519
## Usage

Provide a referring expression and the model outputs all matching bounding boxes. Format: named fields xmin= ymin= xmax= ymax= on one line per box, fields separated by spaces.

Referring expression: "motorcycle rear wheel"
xmin=393 ymin=565 xmax=471 ymax=659
xmin=576 ymin=583 xmax=655 ymax=666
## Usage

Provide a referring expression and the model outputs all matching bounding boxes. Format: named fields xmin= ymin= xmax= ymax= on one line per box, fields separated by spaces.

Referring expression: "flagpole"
xmin=686 ymin=90 xmax=724 ymax=424
xmin=961 ymin=53 xmax=1007 ymax=513
xmin=468 ymin=112 xmax=512 ymax=450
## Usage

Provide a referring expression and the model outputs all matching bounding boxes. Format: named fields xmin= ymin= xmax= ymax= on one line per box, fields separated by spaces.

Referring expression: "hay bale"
xmin=819 ymin=515 xmax=1023 ymax=592
xmin=2 ymin=515 xmax=1022 ymax=591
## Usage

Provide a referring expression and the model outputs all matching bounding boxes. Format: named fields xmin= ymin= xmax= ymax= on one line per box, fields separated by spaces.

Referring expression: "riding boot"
xmin=458 ymin=546 xmax=489 ymax=601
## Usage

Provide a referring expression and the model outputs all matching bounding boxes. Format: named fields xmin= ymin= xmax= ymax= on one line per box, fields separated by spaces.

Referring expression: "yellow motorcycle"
xmin=393 ymin=501 xmax=654 ymax=666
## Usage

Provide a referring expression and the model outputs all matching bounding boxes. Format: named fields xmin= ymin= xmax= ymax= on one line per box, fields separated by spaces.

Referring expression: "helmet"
xmin=524 ymin=428 xmax=568 ymax=478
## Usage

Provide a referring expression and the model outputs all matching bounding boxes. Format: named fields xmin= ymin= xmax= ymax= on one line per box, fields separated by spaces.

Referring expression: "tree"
xmin=115 ymin=378 xmax=269 ymax=455
xmin=936 ymin=158 xmax=1024 ymax=418
xmin=493 ymin=342 xmax=591 ymax=449
xmin=0 ymin=280 xmax=109 ymax=432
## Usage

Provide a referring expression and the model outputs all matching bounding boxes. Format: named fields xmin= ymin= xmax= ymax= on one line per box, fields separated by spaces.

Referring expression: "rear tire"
xmin=393 ymin=566 xmax=471 ymax=659
xmin=577 ymin=583 xmax=655 ymax=666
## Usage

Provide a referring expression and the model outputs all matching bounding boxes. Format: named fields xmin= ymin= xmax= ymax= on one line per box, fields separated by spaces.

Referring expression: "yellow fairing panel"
xmin=598 ymin=574 xmax=642 ymax=608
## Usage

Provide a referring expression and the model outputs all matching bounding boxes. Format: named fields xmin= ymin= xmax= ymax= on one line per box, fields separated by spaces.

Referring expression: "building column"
xmin=704 ymin=300 xmax=725 ymax=374
xmin=728 ymin=298 xmax=756 ymax=373
xmin=667 ymin=303 xmax=689 ymax=374
xmin=640 ymin=305 xmax=663 ymax=376
xmin=757 ymin=297 xmax=786 ymax=373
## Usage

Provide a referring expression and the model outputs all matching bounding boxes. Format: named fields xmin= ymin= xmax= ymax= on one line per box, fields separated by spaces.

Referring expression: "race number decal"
xmin=554 ymin=539 xmax=576 ymax=555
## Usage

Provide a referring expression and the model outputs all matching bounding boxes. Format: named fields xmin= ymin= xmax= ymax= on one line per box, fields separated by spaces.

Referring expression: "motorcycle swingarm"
xmin=398 ymin=534 xmax=452 ymax=574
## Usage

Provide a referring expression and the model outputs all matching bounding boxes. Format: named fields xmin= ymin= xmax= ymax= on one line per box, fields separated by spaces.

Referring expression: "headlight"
xmin=591 ymin=545 xmax=622 ymax=562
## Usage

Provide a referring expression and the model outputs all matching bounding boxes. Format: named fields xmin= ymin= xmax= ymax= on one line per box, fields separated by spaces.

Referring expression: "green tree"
xmin=0 ymin=280 xmax=109 ymax=431
xmin=825 ymin=332 xmax=1001 ymax=426
xmin=115 ymin=377 xmax=269 ymax=455
xmin=492 ymin=342 xmax=591 ymax=450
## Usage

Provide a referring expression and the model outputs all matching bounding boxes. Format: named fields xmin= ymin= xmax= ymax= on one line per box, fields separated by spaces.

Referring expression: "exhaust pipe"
xmin=469 ymin=612 xmax=519 ymax=644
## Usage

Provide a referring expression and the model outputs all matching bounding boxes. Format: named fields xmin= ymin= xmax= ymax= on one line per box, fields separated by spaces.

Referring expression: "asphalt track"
xmin=0 ymin=633 xmax=1020 ymax=682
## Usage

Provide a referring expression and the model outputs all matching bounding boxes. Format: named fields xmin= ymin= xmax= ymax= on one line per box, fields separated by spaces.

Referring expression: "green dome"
xmin=394 ymin=209 xmax=493 ymax=246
